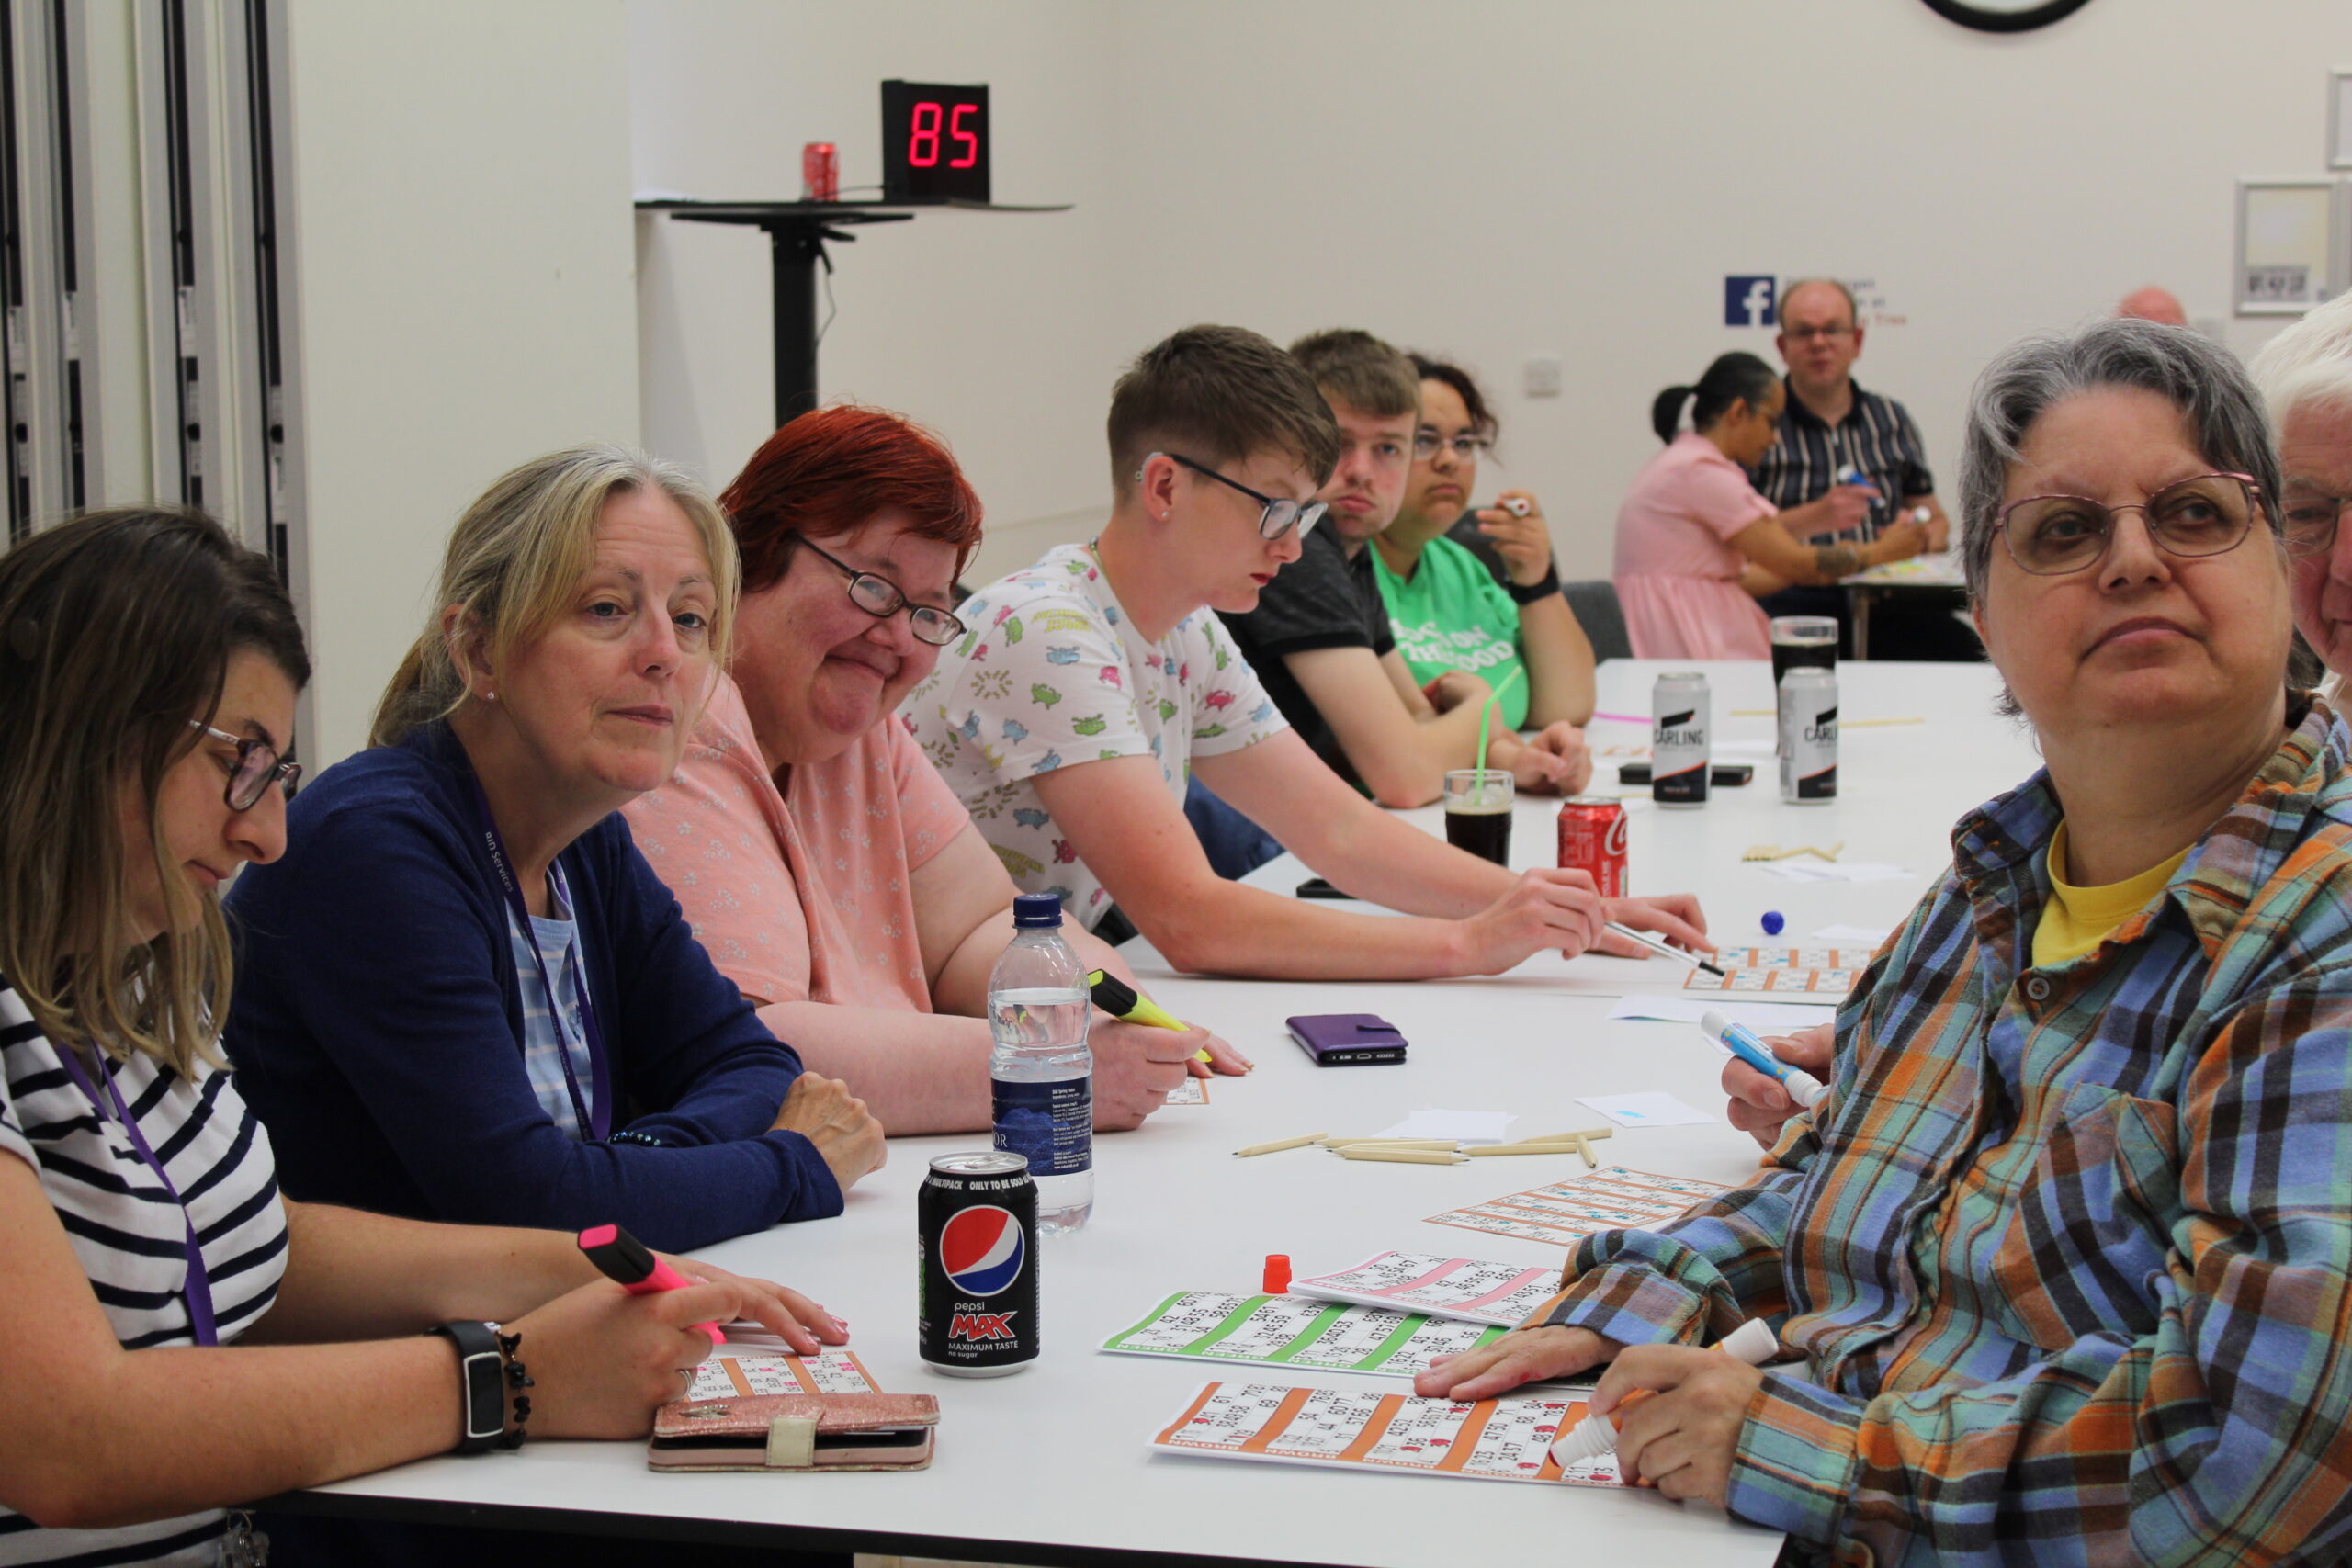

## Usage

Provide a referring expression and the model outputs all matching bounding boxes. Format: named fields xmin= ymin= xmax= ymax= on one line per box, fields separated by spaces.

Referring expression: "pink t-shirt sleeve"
xmin=886 ymin=714 xmax=971 ymax=873
xmin=621 ymin=676 xmax=813 ymax=1008
xmin=1682 ymin=456 xmax=1779 ymax=542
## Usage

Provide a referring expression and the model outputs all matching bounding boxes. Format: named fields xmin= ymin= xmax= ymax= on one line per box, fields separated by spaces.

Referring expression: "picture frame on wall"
xmin=2234 ymin=179 xmax=2344 ymax=315
xmin=2333 ymin=68 xmax=2352 ymax=170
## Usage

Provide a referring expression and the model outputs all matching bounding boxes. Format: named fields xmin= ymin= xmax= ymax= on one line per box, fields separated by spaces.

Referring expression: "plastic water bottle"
xmin=988 ymin=893 xmax=1092 ymax=1233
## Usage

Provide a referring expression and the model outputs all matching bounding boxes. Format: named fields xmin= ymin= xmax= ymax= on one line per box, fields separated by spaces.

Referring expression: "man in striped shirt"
xmin=1751 ymin=277 xmax=1974 ymax=660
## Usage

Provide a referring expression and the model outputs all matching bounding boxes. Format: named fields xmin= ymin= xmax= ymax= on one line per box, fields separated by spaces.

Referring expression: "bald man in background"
xmin=2117 ymin=286 xmax=2190 ymax=327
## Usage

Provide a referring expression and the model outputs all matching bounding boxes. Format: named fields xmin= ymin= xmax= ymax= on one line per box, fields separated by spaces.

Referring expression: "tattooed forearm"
xmin=1813 ymin=542 xmax=1863 ymax=579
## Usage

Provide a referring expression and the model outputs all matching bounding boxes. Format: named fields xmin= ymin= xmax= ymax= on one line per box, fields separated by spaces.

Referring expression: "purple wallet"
xmin=1286 ymin=1012 xmax=1408 ymax=1066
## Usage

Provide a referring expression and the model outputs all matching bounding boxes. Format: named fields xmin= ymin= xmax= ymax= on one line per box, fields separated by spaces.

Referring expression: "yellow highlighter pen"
xmin=1085 ymin=968 xmax=1205 ymax=1060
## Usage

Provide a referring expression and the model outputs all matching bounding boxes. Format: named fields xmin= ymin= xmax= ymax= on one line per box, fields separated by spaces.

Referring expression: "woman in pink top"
xmin=625 ymin=407 xmax=1243 ymax=1136
xmin=1613 ymin=352 xmax=1928 ymax=659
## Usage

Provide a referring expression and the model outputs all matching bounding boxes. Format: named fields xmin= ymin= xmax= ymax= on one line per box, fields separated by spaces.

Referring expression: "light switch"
xmin=1524 ymin=356 xmax=1563 ymax=398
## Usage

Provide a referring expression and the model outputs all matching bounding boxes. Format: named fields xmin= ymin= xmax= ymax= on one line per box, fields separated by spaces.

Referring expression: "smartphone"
xmin=1287 ymin=1013 xmax=1408 ymax=1066
xmin=1295 ymin=877 xmax=1348 ymax=899
xmin=1615 ymin=762 xmax=1753 ymax=787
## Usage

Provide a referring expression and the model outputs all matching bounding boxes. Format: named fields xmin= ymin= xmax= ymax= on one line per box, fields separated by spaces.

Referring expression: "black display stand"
xmin=637 ymin=198 xmax=1070 ymax=427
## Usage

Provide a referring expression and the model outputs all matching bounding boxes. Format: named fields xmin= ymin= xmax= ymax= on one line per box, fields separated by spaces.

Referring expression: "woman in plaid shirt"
xmin=1420 ymin=319 xmax=2352 ymax=1566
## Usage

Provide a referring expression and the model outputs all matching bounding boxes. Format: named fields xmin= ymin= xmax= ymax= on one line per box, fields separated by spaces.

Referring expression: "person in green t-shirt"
xmin=1374 ymin=355 xmax=1596 ymax=733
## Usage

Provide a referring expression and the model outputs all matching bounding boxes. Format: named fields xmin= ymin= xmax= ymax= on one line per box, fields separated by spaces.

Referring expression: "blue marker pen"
xmin=1699 ymin=1010 xmax=1827 ymax=1110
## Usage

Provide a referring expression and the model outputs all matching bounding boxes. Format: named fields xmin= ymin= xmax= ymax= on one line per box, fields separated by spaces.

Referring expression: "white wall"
xmin=283 ymin=0 xmax=639 ymax=764
xmin=631 ymin=0 xmax=2349 ymax=588
xmin=629 ymin=0 xmax=1124 ymax=583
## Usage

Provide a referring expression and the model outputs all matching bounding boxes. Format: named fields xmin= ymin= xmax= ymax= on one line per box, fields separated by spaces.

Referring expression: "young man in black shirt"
xmin=1217 ymin=330 xmax=1587 ymax=807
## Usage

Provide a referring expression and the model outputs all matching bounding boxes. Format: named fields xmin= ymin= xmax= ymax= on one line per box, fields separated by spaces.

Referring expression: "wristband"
xmin=608 ymin=1129 xmax=668 ymax=1148
xmin=1505 ymin=566 xmax=1560 ymax=605
xmin=429 ymin=1320 xmax=507 ymax=1454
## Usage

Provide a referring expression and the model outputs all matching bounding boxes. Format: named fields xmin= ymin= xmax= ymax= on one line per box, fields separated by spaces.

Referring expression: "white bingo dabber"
xmin=1699 ymin=1009 xmax=1828 ymax=1111
xmin=1549 ymin=1318 xmax=1781 ymax=1467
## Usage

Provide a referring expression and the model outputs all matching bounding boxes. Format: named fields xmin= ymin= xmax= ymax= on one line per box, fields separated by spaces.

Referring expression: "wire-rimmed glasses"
xmin=1994 ymin=473 xmax=2265 ymax=576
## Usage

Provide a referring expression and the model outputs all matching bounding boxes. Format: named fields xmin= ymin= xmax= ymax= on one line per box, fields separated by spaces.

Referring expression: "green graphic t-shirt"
xmin=1369 ymin=536 xmax=1529 ymax=729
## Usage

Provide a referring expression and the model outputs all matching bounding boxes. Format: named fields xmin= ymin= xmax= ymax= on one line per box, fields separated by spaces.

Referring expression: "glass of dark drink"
xmin=1442 ymin=769 xmax=1514 ymax=864
xmin=1770 ymin=617 xmax=1838 ymax=752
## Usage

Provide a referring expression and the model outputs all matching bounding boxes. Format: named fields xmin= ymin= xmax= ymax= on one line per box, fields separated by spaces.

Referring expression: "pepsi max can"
xmin=920 ymin=1151 xmax=1039 ymax=1377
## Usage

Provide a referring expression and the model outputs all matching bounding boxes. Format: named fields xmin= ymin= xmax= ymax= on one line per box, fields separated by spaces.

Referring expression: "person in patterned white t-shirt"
xmin=906 ymin=324 xmax=1709 ymax=981
xmin=0 ymin=510 xmax=847 ymax=1568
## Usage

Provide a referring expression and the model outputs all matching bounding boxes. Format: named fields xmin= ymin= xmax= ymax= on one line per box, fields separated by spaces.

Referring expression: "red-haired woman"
xmin=625 ymin=407 xmax=1244 ymax=1136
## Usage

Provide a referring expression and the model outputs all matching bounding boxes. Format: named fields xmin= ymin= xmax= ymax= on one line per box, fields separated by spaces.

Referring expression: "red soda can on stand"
xmin=1557 ymin=796 xmax=1627 ymax=899
xmin=801 ymin=141 xmax=839 ymax=202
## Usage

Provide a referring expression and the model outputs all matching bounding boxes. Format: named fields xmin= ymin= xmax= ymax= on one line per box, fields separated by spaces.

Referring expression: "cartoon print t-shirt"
xmin=901 ymin=541 xmax=1288 ymax=930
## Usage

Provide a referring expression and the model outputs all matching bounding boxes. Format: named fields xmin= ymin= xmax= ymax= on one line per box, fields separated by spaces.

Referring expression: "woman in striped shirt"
xmin=0 ymin=511 xmax=843 ymax=1567
xmin=1421 ymin=321 xmax=2352 ymax=1564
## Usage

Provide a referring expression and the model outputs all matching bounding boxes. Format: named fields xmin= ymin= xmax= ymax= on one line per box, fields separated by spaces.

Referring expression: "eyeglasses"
xmin=187 ymin=721 xmax=300 ymax=811
xmin=1413 ymin=432 xmax=1491 ymax=462
xmin=1995 ymin=473 xmax=2264 ymax=576
xmin=796 ymin=536 xmax=967 ymax=647
xmin=1781 ymin=325 xmax=1855 ymax=344
xmin=2281 ymin=481 xmax=2352 ymax=555
xmin=1158 ymin=453 xmax=1326 ymax=540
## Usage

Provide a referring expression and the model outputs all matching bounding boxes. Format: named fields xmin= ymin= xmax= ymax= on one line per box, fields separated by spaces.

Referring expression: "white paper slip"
xmin=1373 ymin=1110 xmax=1515 ymax=1145
xmin=1812 ymin=923 xmax=1894 ymax=944
xmin=1608 ymin=994 xmax=1838 ymax=1031
xmin=1577 ymin=1091 xmax=1716 ymax=1128
xmin=1289 ymin=1252 xmax=1563 ymax=1326
xmin=1149 ymin=1381 xmax=1618 ymax=1486
xmin=1758 ymin=858 xmax=1917 ymax=884
xmin=683 ymin=1348 xmax=881 ymax=1403
xmin=1165 ymin=1076 xmax=1207 ymax=1105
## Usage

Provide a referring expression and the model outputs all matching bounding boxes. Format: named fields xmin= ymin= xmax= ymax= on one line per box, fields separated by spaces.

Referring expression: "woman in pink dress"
xmin=1613 ymin=352 xmax=1927 ymax=659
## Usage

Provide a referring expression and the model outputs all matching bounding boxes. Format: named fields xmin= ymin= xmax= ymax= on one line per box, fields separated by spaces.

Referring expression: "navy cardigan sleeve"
xmin=224 ymin=725 xmax=841 ymax=1252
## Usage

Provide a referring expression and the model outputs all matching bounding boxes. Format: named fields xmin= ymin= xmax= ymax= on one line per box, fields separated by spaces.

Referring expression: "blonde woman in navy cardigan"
xmin=227 ymin=446 xmax=886 ymax=1254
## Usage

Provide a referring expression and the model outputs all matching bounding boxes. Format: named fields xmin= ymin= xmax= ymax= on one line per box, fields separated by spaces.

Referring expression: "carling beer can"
xmin=1779 ymin=668 xmax=1838 ymax=804
xmin=1557 ymin=796 xmax=1627 ymax=899
xmin=1651 ymin=671 xmax=1711 ymax=808
xmin=801 ymin=141 xmax=840 ymax=202
xmin=920 ymin=1151 xmax=1038 ymax=1377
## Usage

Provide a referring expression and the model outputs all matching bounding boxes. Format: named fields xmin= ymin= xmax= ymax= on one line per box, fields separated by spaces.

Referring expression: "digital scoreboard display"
xmin=880 ymin=80 xmax=989 ymax=204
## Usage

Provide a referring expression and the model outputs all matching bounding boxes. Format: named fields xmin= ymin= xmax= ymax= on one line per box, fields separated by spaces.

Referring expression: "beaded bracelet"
xmin=496 ymin=1327 xmax=534 ymax=1449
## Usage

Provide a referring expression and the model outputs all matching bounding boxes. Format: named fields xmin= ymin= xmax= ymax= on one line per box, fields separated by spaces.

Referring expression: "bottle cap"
xmin=1012 ymin=892 xmax=1063 ymax=929
xmin=1760 ymin=909 xmax=1785 ymax=935
xmin=1261 ymin=1254 xmax=1292 ymax=1294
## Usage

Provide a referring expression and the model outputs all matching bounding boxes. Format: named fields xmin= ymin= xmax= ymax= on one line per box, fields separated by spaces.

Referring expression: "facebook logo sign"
xmin=1724 ymin=276 xmax=1777 ymax=328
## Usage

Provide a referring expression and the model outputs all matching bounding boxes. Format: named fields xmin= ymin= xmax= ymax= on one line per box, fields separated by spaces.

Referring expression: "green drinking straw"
xmin=1475 ymin=666 xmax=1525 ymax=777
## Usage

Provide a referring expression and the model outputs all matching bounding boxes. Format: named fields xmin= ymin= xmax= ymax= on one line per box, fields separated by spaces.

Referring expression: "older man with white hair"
xmin=2249 ymin=292 xmax=2352 ymax=673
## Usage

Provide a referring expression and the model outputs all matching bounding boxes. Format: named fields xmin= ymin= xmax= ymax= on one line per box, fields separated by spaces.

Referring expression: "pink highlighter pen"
xmin=577 ymin=1223 xmax=725 ymax=1346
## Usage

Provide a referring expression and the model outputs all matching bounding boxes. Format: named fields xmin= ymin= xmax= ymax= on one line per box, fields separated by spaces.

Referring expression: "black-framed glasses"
xmin=796 ymin=536 xmax=967 ymax=647
xmin=1994 ymin=473 xmax=2265 ymax=576
xmin=1413 ymin=432 xmax=1491 ymax=462
xmin=2281 ymin=481 xmax=2352 ymax=556
xmin=187 ymin=721 xmax=300 ymax=811
xmin=1157 ymin=452 xmax=1326 ymax=540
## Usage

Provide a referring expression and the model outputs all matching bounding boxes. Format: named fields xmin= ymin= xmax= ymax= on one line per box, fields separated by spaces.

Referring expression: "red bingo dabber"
xmin=578 ymin=1223 xmax=725 ymax=1346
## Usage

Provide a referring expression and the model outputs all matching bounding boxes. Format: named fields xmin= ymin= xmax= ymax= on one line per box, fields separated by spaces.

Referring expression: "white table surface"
xmin=291 ymin=660 xmax=2039 ymax=1567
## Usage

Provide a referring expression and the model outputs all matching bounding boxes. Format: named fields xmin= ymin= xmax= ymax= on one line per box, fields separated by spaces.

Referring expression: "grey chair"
xmin=1561 ymin=579 xmax=1632 ymax=661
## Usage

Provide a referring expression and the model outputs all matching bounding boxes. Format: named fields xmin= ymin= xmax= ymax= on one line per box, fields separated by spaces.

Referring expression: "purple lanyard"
xmin=466 ymin=778 xmax=613 ymax=1141
xmin=55 ymin=1046 xmax=218 ymax=1347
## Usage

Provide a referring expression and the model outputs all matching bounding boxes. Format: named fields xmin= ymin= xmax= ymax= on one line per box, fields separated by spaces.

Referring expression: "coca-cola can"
xmin=1557 ymin=796 xmax=1627 ymax=899
xmin=801 ymin=141 xmax=839 ymax=203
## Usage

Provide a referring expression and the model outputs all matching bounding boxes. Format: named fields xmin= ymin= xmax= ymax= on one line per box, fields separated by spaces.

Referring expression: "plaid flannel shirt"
xmin=1536 ymin=694 xmax=2352 ymax=1566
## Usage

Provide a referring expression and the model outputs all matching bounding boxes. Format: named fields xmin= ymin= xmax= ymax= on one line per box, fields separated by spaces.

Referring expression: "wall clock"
xmin=1920 ymin=0 xmax=2090 ymax=33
